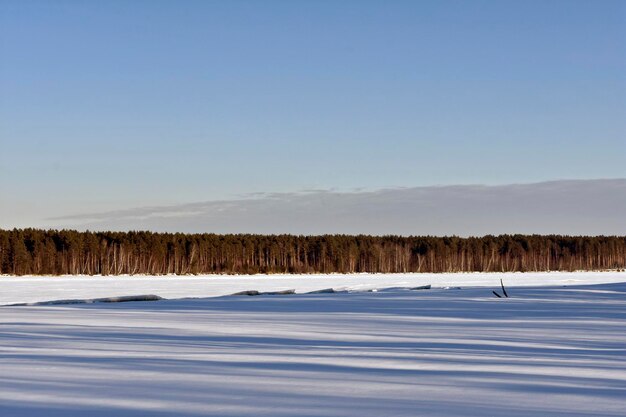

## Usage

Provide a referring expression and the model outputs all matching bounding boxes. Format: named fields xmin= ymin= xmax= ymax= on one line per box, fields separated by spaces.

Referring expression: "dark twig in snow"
xmin=501 ymin=279 xmax=509 ymax=298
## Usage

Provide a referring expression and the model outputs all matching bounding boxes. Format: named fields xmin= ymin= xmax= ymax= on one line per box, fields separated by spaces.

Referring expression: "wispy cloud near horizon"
xmin=46 ymin=179 xmax=626 ymax=236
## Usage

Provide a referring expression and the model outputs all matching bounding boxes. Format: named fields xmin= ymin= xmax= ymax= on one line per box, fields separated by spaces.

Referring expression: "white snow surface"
xmin=2 ymin=271 xmax=626 ymax=306
xmin=1 ymin=273 xmax=626 ymax=416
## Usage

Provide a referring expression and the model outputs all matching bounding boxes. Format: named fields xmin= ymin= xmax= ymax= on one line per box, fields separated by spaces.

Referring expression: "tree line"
xmin=1 ymin=229 xmax=625 ymax=275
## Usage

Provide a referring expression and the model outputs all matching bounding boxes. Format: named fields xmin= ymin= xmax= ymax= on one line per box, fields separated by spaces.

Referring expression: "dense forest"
xmin=0 ymin=229 xmax=625 ymax=275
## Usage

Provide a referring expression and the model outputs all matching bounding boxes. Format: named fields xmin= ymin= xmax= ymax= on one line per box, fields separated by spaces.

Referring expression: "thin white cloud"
xmin=48 ymin=179 xmax=626 ymax=236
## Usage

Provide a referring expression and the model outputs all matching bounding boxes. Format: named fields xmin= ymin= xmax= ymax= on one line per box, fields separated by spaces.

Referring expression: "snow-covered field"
xmin=2 ymin=271 xmax=626 ymax=306
xmin=1 ymin=273 xmax=626 ymax=416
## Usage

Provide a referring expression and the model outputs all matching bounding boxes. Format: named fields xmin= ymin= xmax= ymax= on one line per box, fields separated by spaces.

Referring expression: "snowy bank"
xmin=1 ymin=271 xmax=626 ymax=306
xmin=1 ymin=283 xmax=625 ymax=416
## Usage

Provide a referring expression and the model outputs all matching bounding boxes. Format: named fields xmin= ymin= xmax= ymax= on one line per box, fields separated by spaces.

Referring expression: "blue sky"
xmin=0 ymin=0 xmax=624 ymax=229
